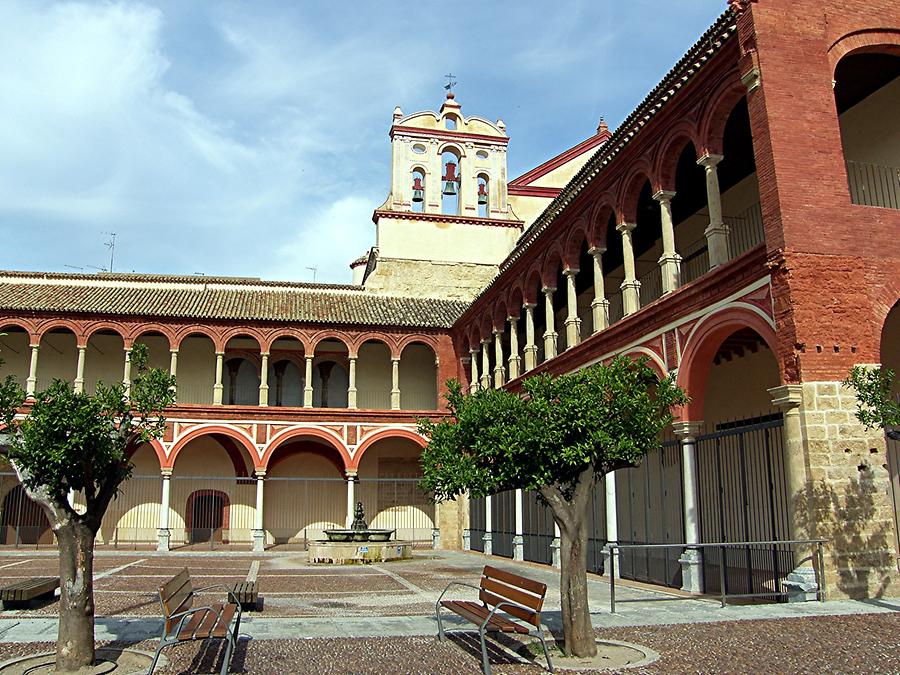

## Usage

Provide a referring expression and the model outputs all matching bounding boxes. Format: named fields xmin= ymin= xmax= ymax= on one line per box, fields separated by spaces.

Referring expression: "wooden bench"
xmin=436 ymin=565 xmax=554 ymax=674
xmin=0 ymin=577 xmax=59 ymax=609
xmin=149 ymin=568 xmax=242 ymax=675
xmin=230 ymin=581 xmax=259 ymax=610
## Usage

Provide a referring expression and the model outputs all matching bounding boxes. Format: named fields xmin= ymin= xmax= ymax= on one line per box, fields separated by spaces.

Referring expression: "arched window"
xmin=411 ymin=168 xmax=425 ymax=213
xmin=477 ymin=173 xmax=490 ymax=218
xmin=444 ymin=114 xmax=458 ymax=131
xmin=441 ymin=149 xmax=461 ymax=215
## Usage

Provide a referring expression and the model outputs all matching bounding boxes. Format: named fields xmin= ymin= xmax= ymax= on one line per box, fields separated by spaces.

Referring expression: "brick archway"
xmin=261 ymin=426 xmax=351 ymax=473
xmin=351 ymin=428 xmax=426 ymax=471
xmin=166 ymin=425 xmax=260 ymax=471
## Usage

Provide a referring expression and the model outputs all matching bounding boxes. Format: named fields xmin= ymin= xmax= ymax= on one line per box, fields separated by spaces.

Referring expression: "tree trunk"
xmin=557 ymin=514 xmax=596 ymax=657
xmin=55 ymin=521 xmax=96 ymax=671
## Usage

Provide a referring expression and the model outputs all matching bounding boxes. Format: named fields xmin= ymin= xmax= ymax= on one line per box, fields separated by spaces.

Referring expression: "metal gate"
xmin=615 ymin=440 xmax=684 ymax=588
xmin=587 ymin=478 xmax=608 ymax=574
xmin=470 ymin=496 xmax=486 ymax=552
xmin=522 ymin=491 xmax=554 ymax=564
xmin=886 ymin=434 xmax=900 ymax=559
xmin=696 ymin=417 xmax=793 ymax=597
xmin=491 ymin=491 xmax=516 ymax=558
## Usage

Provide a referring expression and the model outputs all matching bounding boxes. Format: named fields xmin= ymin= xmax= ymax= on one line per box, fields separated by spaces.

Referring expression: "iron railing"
xmin=846 ymin=160 xmax=900 ymax=209
xmin=725 ymin=202 xmax=765 ymax=259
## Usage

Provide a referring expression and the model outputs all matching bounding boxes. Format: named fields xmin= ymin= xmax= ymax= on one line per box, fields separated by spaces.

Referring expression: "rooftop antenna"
xmin=64 ymin=265 xmax=85 ymax=272
xmin=306 ymin=266 xmax=318 ymax=283
xmin=444 ymin=73 xmax=457 ymax=93
xmin=102 ymin=232 xmax=117 ymax=273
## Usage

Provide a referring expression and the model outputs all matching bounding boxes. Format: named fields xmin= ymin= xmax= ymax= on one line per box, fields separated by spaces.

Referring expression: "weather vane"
xmin=444 ymin=73 xmax=457 ymax=93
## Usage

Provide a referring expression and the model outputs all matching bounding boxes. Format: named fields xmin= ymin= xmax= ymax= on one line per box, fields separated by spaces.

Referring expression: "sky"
xmin=0 ymin=0 xmax=726 ymax=285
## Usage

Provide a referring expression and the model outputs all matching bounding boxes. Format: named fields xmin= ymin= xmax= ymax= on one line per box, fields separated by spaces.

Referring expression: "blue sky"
xmin=0 ymin=1 xmax=725 ymax=284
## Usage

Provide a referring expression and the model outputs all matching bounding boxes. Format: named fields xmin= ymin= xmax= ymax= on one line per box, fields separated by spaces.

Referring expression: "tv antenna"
xmin=102 ymin=232 xmax=117 ymax=273
xmin=306 ymin=266 xmax=318 ymax=283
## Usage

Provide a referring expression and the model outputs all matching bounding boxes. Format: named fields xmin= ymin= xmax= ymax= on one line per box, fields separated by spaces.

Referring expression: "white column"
xmin=345 ymin=470 xmax=358 ymax=528
xmin=157 ymin=469 xmax=172 ymax=552
xmin=253 ymin=469 xmax=266 ymax=552
xmin=563 ymin=268 xmax=581 ymax=349
xmin=507 ymin=316 xmax=521 ymax=380
xmin=698 ymin=153 xmax=729 ymax=268
xmin=259 ymin=353 xmax=269 ymax=407
xmin=213 ymin=352 xmax=224 ymax=405
xmin=73 ymin=345 xmax=86 ymax=394
xmin=303 ymin=355 xmax=314 ymax=407
xmin=523 ymin=303 xmax=538 ymax=371
xmin=480 ymin=340 xmax=491 ymax=390
xmin=492 ymin=328 xmax=505 ymax=388
xmin=469 ymin=349 xmax=480 ymax=394
xmin=483 ymin=494 xmax=493 ymax=556
xmin=653 ymin=190 xmax=682 ymax=293
xmin=551 ymin=521 xmax=561 ymax=569
xmin=25 ymin=344 xmax=39 ymax=396
xmin=513 ymin=488 xmax=524 ymax=561
xmin=122 ymin=347 xmax=133 ymax=398
xmin=617 ymin=222 xmax=641 ymax=315
xmin=169 ymin=349 xmax=178 ymax=401
xmin=542 ymin=287 xmax=558 ymax=360
xmin=604 ymin=473 xmax=620 ymax=578
xmin=390 ymin=357 xmax=401 ymax=410
xmin=589 ymin=247 xmax=609 ymax=333
xmin=347 ymin=356 xmax=358 ymax=409
xmin=673 ymin=421 xmax=704 ymax=593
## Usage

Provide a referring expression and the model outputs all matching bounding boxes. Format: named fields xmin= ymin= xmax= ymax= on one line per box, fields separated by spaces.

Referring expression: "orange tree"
xmin=418 ymin=355 xmax=687 ymax=657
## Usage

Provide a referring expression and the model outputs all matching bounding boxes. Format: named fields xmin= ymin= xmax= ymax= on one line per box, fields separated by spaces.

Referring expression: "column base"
xmin=551 ymin=537 xmax=561 ymax=569
xmin=678 ymin=547 xmax=704 ymax=593
xmin=512 ymin=535 xmax=524 ymax=561
xmin=432 ymin=528 xmax=441 ymax=550
xmin=704 ymin=224 xmax=730 ymax=268
xmin=157 ymin=529 xmax=171 ymax=553
xmin=783 ymin=565 xmax=819 ymax=602
xmin=483 ymin=532 xmax=493 ymax=556
xmin=462 ymin=529 xmax=471 ymax=551
xmin=591 ymin=299 xmax=609 ymax=333
xmin=602 ymin=545 xmax=620 ymax=578
xmin=252 ymin=529 xmax=266 ymax=553
xmin=621 ymin=280 xmax=641 ymax=315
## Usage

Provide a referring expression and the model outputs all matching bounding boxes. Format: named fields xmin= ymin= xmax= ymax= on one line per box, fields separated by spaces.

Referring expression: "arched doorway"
xmin=186 ymin=490 xmax=229 ymax=544
xmin=0 ymin=484 xmax=51 ymax=545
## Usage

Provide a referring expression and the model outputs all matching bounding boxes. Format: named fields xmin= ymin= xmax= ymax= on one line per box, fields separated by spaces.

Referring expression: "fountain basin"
xmin=309 ymin=539 xmax=413 ymax=564
xmin=323 ymin=529 xmax=395 ymax=542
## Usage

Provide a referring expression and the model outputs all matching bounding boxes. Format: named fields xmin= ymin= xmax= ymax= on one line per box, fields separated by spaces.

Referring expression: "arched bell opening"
xmin=441 ymin=148 xmax=462 ymax=215
xmin=410 ymin=167 xmax=426 ymax=214
xmin=477 ymin=173 xmax=490 ymax=218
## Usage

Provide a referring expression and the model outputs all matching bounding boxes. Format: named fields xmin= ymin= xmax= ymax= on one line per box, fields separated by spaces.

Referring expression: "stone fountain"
xmin=309 ymin=502 xmax=413 ymax=564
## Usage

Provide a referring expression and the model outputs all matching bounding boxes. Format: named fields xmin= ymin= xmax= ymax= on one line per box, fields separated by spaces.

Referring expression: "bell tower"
xmin=363 ymin=92 xmax=524 ymax=300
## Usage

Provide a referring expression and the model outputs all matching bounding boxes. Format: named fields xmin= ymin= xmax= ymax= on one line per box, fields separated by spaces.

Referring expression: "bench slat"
xmin=480 ymin=577 xmax=544 ymax=612
xmin=441 ymin=600 xmax=530 ymax=634
xmin=483 ymin=566 xmax=546 ymax=596
xmin=174 ymin=607 xmax=209 ymax=640
xmin=0 ymin=577 xmax=59 ymax=602
xmin=479 ymin=589 xmax=540 ymax=627
xmin=211 ymin=604 xmax=238 ymax=638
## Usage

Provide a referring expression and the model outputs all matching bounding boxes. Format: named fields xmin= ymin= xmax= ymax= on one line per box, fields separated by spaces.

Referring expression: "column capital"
xmin=492 ymin=327 xmax=503 ymax=336
xmin=481 ymin=337 xmax=491 ymax=345
xmin=169 ymin=348 xmax=178 ymax=354
xmin=469 ymin=348 xmax=479 ymax=357
xmin=652 ymin=189 xmax=677 ymax=203
xmin=616 ymin=222 xmax=636 ymax=234
xmin=522 ymin=302 xmax=537 ymax=310
xmin=391 ymin=356 xmax=400 ymax=363
xmin=77 ymin=344 xmax=87 ymax=352
xmin=305 ymin=354 xmax=314 ymax=361
xmin=260 ymin=351 xmax=270 ymax=358
xmin=254 ymin=469 xmax=267 ymax=478
xmin=697 ymin=153 xmax=724 ymax=168
xmin=541 ymin=286 xmax=556 ymax=295
xmin=672 ymin=421 xmax=704 ymax=438
xmin=768 ymin=384 xmax=803 ymax=410
xmin=345 ymin=468 xmax=358 ymax=478
xmin=588 ymin=246 xmax=606 ymax=257
xmin=216 ymin=350 xmax=225 ymax=356
xmin=161 ymin=468 xmax=173 ymax=478
xmin=506 ymin=315 xmax=519 ymax=324
xmin=562 ymin=267 xmax=579 ymax=277
xmin=348 ymin=354 xmax=358 ymax=361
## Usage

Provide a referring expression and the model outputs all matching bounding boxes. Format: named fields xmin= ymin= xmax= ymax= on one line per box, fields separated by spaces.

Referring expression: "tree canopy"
xmin=845 ymin=365 xmax=900 ymax=439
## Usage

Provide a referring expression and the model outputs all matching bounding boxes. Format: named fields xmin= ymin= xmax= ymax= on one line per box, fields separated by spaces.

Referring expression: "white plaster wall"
xmin=357 ymin=341 xmax=391 ymax=409
xmin=83 ymin=333 xmax=125 ymax=394
xmin=508 ymin=194 xmax=554 ymax=229
xmin=0 ymin=328 xmax=31 ymax=385
xmin=134 ymin=334 xmax=170 ymax=371
xmin=34 ymin=331 xmax=78 ymax=390
xmin=177 ymin=336 xmax=215 ymax=405
xmin=98 ymin=443 xmax=161 ymax=544
xmin=702 ymin=346 xmax=780 ymax=426
xmin=838 ymin=76 xmax=900 ymax=167
xmin=376 ymin=216 xmax=520 ymax=265
xmin=399 ymin=344 xmax=437 ymax=410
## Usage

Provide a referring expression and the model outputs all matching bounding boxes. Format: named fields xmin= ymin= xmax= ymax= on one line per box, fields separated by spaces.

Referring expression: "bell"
xmin=477 ymin=182 xmax=488 ymax=206
xmin=411 ymin=176 xmax=424 ymax=203
xmin=442 ymin=162 xmax=459 ymax=196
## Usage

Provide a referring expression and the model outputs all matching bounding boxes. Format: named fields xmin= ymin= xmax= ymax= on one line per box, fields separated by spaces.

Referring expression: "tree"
xmin=0 ymin=343 xmax=175 ymax=672
xmin=418 ymin=355 xmax=687 ymax=657
xmin=845 ymin=365 xmax=900 ymax=440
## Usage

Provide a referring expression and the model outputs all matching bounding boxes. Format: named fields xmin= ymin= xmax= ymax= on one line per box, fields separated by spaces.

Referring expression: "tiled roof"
xmin=0 ymin=272 xmax=469 ymax=329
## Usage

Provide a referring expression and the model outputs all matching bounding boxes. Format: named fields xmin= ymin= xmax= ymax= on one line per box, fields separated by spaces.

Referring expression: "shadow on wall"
xmin=794 ymin=475 xmax=895 ymax=599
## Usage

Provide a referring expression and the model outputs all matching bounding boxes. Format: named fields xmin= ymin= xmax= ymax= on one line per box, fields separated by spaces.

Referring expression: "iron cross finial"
xmin=444 ymin=73 xmax=457 ymax=92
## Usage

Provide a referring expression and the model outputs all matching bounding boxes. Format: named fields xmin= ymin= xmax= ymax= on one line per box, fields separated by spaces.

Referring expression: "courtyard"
xmin=0 ymin=549 xmax=896 ymax=673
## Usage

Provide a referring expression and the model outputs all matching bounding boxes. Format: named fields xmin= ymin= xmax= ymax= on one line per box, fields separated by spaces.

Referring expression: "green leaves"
xmin=845 ymin=365 xmax=900 ymax=434
xmin=419 ymin=355 xmax=689 ymax=505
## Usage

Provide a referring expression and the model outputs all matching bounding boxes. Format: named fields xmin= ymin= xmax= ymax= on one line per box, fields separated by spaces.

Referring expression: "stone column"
xmin=169 ymin=349 xmax=178 ymax=400
xmin=259 ymin=353 xmax=269 ymax=407
xmin=480 ymin=340 xmax=491 ymax=390
xmin=213 ymin=352 xmax=224 ymax=405
xmin=253 ymin=470 xmax=266 ymax=552
xmin=469 ymin=349 xmax=480 ymax=394
xmin=769 ymin=384 xmax=818 ymax=600
xmin=122 ymin=347 xmax=133 ymax=398
xmin=73 ymin=345 xmax=87 ymax=394
xmin=303 ymin=355 xmax=314 ymax=407
xmin=551 ymin=522 xmax=561 ymax=569
xmin=507 ymin=316 xmax=521 ymax=380
xmin=673 ymin=421 xmax=704 ymax=593
xmin=483 ymin=495 xmax=493 ymax=556
xmin=653 ymin=190 xmax=682 ymax=293
xmin=513 ymin=488 xmax=524 ymax=561
xmin=698 ymin=153 xmax=729 ymax=268
xmin=390 ymin=357 xmax=401 ymax=409
xmin=589 ymin=247 xmax=609 ymax=334
xmin=522 ymin=304 xmax=538 ymax=371
xmin=603 ymin=473 xmax=620 ymax=578
xmin=617 ymin=222 xmax=641 ymax=315
xmin=492 ymin=328 xmax=505 ymax=388
xmin=563 ymin=268 xmax=581 ymax=349
xmin=25 ymin=344 xmax=39 ymax=396
xmin=345 ymin=470 xmax=358 ymax=528
xmin=157 ymin=469 xmax=172 ymax=552
xmin=347 ymin=356 xmax=358 ymax=409
xmin=542 ymin=287 xmax=558 ymax=360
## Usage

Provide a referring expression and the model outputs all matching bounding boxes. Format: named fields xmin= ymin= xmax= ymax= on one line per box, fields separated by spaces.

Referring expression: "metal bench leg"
xmin=535 ymin=630 xmax=554 ymax=673
xmin=147 ymin=640 xmax=167 ymax=675
xmin=220 ymin=633 xmax=235 ymax=675
xmin=478 ymin=625 xmax=492 ymax=675
xmin=435 ymin=604 xmax=445 ymax=641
